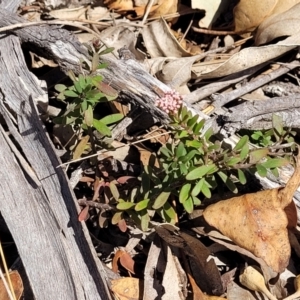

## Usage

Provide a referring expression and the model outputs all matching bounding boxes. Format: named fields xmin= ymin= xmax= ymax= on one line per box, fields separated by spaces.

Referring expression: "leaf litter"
xmin=6 ymin=0 xmax=300 ymax=299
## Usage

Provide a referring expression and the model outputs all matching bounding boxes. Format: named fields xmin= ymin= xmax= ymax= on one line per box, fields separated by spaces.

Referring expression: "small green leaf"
xmin=152 ymin=191 xmax=171 ymax=209
xmin=135 ymin=199 xmax=150 ymax=211
xmin=176 ymin=130 xmax=189 ymax=138
xmin=201 ymin=181 xmax=211 ymax=198
xmin=99 ymin=47 xmax=115 ymax=55
xmin=256 ymin=164 xmax=267 ymax=177
xmin=100 ymin=113 xmax=123 ymax=125
xmin=55 ymin=84 xmax=67 ymax=92
xmin=116 ymin=201 xmax=135 ymax=210
xmin=97 ymin=62 xmax=109 ymax=69
xmin=175 ymin=142 xmax=186 ymax=158
xmin=251 ymin=131 xmax=263 ymax=140
xmin=179 ymin=183 xmax=191 ymax=203
xmin=74 ymin=81 xmax=83 ymax=93
xmin=179 ymin=163 xmax=188 ymax=174
xmin=109 ymin=182 xmax=120 ymax=200
xmin=186 ymin=164 xmax=216 ymax=180
xmin=240 ymin=143 xmax=249 ymax=160
xmin=160 ymin=147 xmax=172 ymax=158
xmin=191 ymin=195 xmax=201 ymax=205
xmin=271 ymin=167 xmax=279 ymax=178
xmin=191 ymin=178 xmax=204 ymax=196
xmin=261 ymin=158 xmax=289 ymax=169
xmin=226 ymin=157 xmax=242 ymax=166
xmin=163 ymin=202 xmax=177 ymax=221
xmin=234 ymin=136 xmax=249 ymax=151
xmin=140 ymin=210 xmax=150 ymax=231
xmin=204 ymin=127 xmax=213 ymax=140
xmin=237 ymin=169 xmax=247 ymax=185
xmin=250 ymin=148 xmax=269 ymax=163
xmin=111 ymin=211 xmax=123 ymax=225
xmin=84 ymin=105 xmax=93 ymax=127
xmin=187 ymin=115 xmax=199 ymax=128
xmin=192 ymin=119 xmax=205 ymax=134
xmin=217 ymin=171 xmax=238 ymax=193
xmin=186 ymin=140 xmax=202 ymax=148
xmin=183 ymin=196 xmax=193 ymax=213
xmin=179 ymin=150 xmax=198 ymax=163
xmin=78 ymin=74 xmax=86 ymax=88
xmin=93 ymin=119 xmax=111 ymax=136
xmin=64 ymin=90 xmax=78 ymax=97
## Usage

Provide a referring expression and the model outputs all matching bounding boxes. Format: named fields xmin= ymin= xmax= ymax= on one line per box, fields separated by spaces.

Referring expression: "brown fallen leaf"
xmin=0 ymin=271 xmax=23 ymax=300
xmin=234 ymin=0 xmax=300 ymax=33
xmin=155 ymin=226 xmax=224 ymax=295
xmin=119 ymin=250 xmax=136 ymax=274
xmin=111 ymin=277 xmax=141 ymax=300
xmin=255 ymin=3 xmax=300 ymax=45
xmin=203 ymin=151 xmax=300 ymax=273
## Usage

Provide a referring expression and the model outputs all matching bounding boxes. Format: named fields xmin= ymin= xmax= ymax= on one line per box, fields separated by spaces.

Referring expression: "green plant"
xmin=53 ymin=51 xmax=123 ymax=157
xmin=111 ymin=103 xmax=296 ymax=231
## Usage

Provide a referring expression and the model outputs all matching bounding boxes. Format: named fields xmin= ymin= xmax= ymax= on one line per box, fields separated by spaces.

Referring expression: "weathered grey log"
xmin=0 ymin=1 xmax=112 ymax=299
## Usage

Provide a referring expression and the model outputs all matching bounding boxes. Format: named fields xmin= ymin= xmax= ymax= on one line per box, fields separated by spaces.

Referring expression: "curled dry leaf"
xmin=203 ymin=151 xmax=300 ymax=273
xmin=255 ymin=3 xmax=300 ymax=45
xmin=142 ymin=18 xmax=191 ymax=58
xmin=234 ymin=0 xmax=300 ymax=33
xmin=239 ymin=266 xmax=277 ymax=300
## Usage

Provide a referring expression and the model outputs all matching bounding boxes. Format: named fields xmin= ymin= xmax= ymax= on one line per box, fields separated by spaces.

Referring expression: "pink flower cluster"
xmin=155 ymin=90 xmax=183 ymax=114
